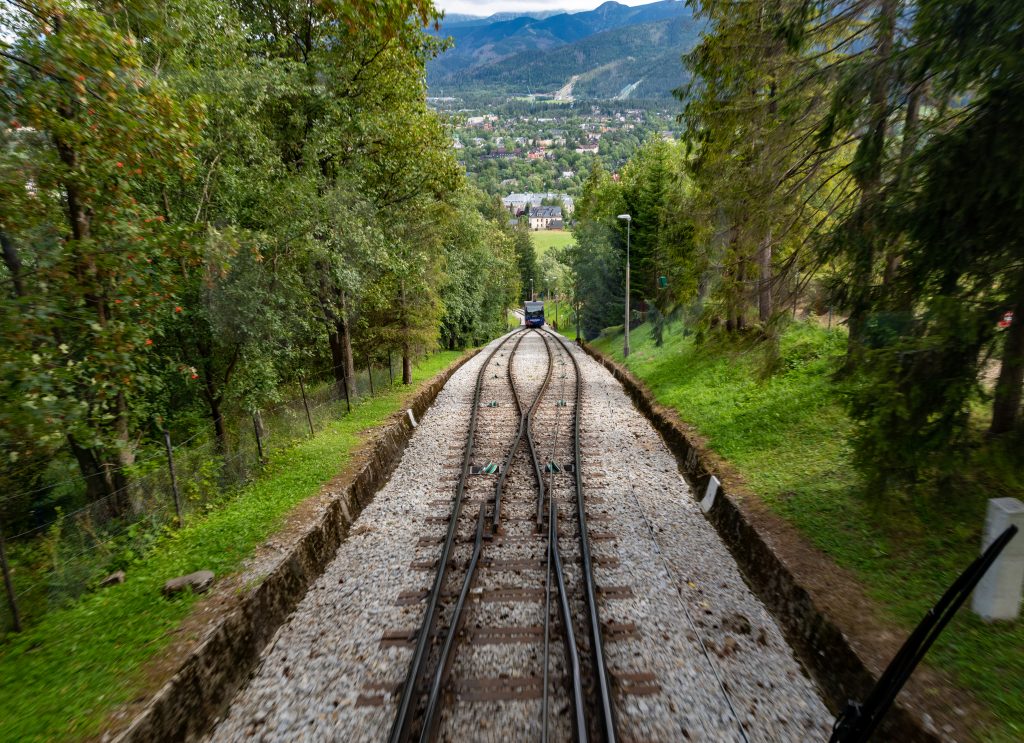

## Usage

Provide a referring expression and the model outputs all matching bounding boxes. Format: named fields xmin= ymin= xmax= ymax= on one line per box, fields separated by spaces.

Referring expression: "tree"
xmin=0 ymin=0 xmax=201 ymax=512
xmin=846 ymin=0 xmax=1024 ymax=479
xmin=569 ymin=163 xmax=628 ymax=339
xmin=512 ymin=226 xmax=537 ymax=301
xmin=438 ymin=190 xmax=519 ymax=348
xmin=679 ymin=0 xmax=860 ymax=345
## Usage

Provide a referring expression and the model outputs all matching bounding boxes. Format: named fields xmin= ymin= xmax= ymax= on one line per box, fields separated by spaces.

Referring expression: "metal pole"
xmin=828 ymin=306 xmax=833 ymax=330
xmin=366 ymin=355 xmax=374 ymax=396
xmin=163 ymin=429 xmax=183 ymax=525
xmin=388 ymin=351 xmax=394 ymax=385
xmin=0 ymin=518 xmax=22 ymax=632
xmin=299 ymin=377 xmax=314 ymax=436
xmin=624 ymin=219 xmax=631 ymax=358
xmin=253 ymin=412 xmax=265 ymax=463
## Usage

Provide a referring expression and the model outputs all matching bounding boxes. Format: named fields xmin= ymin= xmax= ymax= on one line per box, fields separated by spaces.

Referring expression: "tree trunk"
xmin=67 ymin=437 xmax=109 ymax=504
xmin=200 ymin=373 xmax=228 ymax=452
xmin=67 ymin=437 xmax=131 ymax=518
xmin=210 ymin=396 xmax=227 ymax=451
xmin=991 ymin=279 xmax=1024 ymax=435
xmin=845 ymin=0 xmax=897 ymax=364
xmin=402 ymin=341 xmax=412 ymax=385
xmin=736 ymin=261 xmax=747 ymax=331
xmin=757 ymin=230 xmax=772 ymax=324
xmin=336 ymin=314 xmax=356 ymax=399
xmin=0 ymin=231 xmax=24 ymax=298
xmin=884 ymin=82 xmax=924 ymax=289
xmin=112 ymin=391 xmax=135 ymax=497
xmin=328 ymin=328 xmax=348 ymax=399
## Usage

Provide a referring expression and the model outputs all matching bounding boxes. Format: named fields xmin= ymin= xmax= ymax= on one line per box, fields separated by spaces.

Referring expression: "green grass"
xmin=0 ymin=350 xmax=466 ymax=742
xmin=530 ymin=229 xmax=575 ymax=257
xmin=593 ymin=320 xmax=1023 ymax=742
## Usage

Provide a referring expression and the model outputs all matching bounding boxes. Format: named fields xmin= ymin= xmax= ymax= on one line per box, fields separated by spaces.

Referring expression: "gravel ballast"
xmin=207 ymin=331 xmax=833 ymax=742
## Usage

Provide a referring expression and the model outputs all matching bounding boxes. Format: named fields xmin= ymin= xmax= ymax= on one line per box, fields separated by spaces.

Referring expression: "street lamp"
xmin=617 ymin=213 xmax=631 ymax=358
xmin=530 ymin=278 xmax=534 ymax=302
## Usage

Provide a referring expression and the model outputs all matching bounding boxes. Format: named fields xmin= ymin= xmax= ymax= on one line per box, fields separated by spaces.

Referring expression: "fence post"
xmin=388 ymin=351 xmax=394 ymax=386
xmin=253 ymin=411 xmax=265 ymax=463
xmin=299 ymin=377 xmax=315 ymax=436
xmin=366 ymin=355 xmax=374 ymax=395
xmin=0 ymin=518 xmax=22 ymax=632
xmin=163 ymin=430 xmax=183 ymax=526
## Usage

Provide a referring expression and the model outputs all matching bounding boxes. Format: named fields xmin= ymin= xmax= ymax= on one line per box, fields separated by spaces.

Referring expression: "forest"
xmin=0 ymin=0 xmax=524 ymax=620
xmin=560 ymin=0 xmax=1024 ymax=490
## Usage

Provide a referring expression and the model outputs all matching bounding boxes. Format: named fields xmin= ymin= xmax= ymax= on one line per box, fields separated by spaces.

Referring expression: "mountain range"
xmin=428 ymin=1 xmax=702 ymax=100
xmin=440 ymin=10 xmax=568 ymax=28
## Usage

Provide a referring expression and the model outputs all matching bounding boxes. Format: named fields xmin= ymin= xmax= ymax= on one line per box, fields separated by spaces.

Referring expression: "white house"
xmin=502 ymin=193 xmax=575 ymax=216
xmin=529 ymin=206 xmax=562 ymax=230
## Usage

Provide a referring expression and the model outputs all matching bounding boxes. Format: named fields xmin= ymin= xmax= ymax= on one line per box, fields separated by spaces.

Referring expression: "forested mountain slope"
xmin=441 ymin=10 xmax=566 ymax=29
xmin=428 ymin=0 xmax=691 ymax=90
xmin=444 ymin=15 xmax=702 ymax=99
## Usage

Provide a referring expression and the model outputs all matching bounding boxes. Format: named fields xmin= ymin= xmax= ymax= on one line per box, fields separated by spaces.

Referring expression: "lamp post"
xmin=617 ymin=213 xmax=631 ymax=358
xmin=530 ymin=277 xmax=534 ymax=302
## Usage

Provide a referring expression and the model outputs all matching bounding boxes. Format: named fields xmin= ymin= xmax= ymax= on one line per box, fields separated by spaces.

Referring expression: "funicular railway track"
xmin=212 ymin=322 xmax=834 ymax=742
xmin=388 ymin=327 xmax=616 ymax=743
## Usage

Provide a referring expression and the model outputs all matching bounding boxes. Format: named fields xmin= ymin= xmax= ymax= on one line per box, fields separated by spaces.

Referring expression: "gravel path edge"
xmin=577 ymin=339 xmax=962 ymax=743
xmin=109 ymin=348 xmax=482 ymax=743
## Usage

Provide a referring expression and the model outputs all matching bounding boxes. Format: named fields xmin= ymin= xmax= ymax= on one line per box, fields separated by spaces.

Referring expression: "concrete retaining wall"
xmin=114 ymin=349 xmax=480 ymax=743
xmin=578 ymin=341 xmax=941 ymax=743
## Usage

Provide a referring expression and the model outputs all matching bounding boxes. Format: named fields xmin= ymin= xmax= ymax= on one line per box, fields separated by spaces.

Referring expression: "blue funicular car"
xmin=523 ymin=301 xmax=545 ymax=328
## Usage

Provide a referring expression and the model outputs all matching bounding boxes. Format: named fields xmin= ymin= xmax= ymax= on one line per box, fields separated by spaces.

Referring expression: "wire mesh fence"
xmin=0 ymin=354 xmax=407 ymax=634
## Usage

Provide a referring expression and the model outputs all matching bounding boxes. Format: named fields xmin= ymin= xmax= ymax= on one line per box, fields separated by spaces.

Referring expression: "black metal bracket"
xmin=829 ymin=524 xmax=1018 ymax=742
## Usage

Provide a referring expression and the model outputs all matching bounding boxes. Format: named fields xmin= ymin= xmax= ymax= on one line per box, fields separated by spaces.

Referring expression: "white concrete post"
xmin=407 ymin=409 xmax=418 ymax=429
xmin=971 ymin=497 xmax=1024 ymax=621
xmin=699 ymin=476 xmax=720 ymax=514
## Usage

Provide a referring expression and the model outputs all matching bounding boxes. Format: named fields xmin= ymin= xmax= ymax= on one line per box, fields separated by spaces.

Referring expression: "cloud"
xmin=436 ymin=0 xmax=656 ymax=18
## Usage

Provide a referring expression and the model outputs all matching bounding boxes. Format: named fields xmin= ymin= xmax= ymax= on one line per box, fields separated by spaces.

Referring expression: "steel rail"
xmin=492 ymin=328 xmax=554 ymax=534
xmin=417 ymin=329 xmax=557 ymax=738
xmin=550 ymin=495 xmax=588 ymax=742
xmin=418 ymin=505 xmax=487 ymax=743
xmin=541 ymin=333 xmax=571 ymax=743
xmin=489 ymin=330 xmax=528 ymax=533
xmin=542 ymin=497 xmax=554 ymax=743
xmin=527 ymin=330 xmax=556 ymax=530
xmin=388 ymin=328 xmax=526 ymax=743
xmin=546 ymin=329 xmax=617 ymax=743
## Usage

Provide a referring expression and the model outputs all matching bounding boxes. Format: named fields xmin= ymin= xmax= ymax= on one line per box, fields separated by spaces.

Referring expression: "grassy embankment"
xmin=590 ymin=320 xmax=1023 ymax=742
xmin=0 ymin=351 xmax=466 ymax=742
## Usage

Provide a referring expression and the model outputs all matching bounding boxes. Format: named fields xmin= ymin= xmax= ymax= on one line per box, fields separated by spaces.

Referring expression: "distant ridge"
xmin=428 ymin=0 xmax=691 ymax=88
xmin=428 ymin=2 xmax=699 ymax=100
xmin=441 ymin=10 xmax=568 ymax=29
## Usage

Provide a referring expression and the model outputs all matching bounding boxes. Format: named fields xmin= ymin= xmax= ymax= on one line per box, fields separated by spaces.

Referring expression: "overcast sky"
xmin=436 ymin=0 xmax=658 ymax=17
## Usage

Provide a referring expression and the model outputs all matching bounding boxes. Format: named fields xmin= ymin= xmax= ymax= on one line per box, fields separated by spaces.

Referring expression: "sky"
xmin=436 ymin=0 xmax=658 ymax=18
